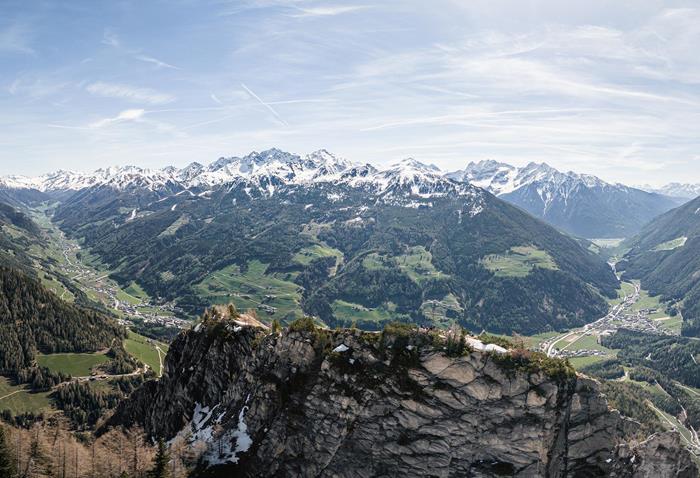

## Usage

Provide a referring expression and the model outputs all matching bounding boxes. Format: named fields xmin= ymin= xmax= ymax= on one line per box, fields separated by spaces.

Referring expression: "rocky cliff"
xmin=108 ymin=317 xmax=698 ymax=477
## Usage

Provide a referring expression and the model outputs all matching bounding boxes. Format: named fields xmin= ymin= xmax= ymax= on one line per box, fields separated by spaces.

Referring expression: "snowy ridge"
xmin=345 ymin=158 xmax=483 ymax=209
xmin=446 ymin=159 xmax=682 ymax=237
xmin=639 ymin=182 xmax=700 ymax=200
xmin=1 ymin=166 xmax=180 ymax=193
xmin=184 ymin=148 xmax=356 ymax=189
xmin=448 ymin=160 xmax=611 ymax=197
xmin=0 ymin=149 xmax=485 ymax=211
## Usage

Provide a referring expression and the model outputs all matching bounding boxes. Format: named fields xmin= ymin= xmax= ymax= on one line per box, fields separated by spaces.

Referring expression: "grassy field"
xmin=115 ymin=289 xmax=141 ymax=305
xmin=292 ymin=244 xmax=343 ymax=267
xmin=568 ymin=355 xmax=608 ymax=369
xmin=362 ymin=247 xmax=448 ymax=285
xmin=36 ymin=352 xmax=110 ymax=377
xmin=158 ymin=214 xmax=190 ymax=237
xmin=591 ymin=238 xmax=626 ymax=248
xmin=520 ymin=331 xmax=562 ymax=349
xmin=136 ymin=304 xmax=174 ymax=317
xmin=481 ymin=246 xmax=558 ymax=277
xmin=420 ymin=293 xmax=462 ymax=328
xmin=331 ymin=299 xmax=409 ymax=327
xmin=565 ymin=333 xmax=612 ymax=352
xmin=608 ymin=281 xmax=636 ymax=306
xmin=0 ymin=377 xmax=52 ymax=414
xmin=124 ymin=331 xmax=168 ymax=375
xmin=195 ymin=260 xmax=303 ymax=323
xmin=38 ymin=271 xmax=75 ymax=301
xmin=654 ymin=315 xmax=683 ymax=333
xmin=629 ymin=288 xmax=666 ymax=318
xmin=396 ymin=246 xmax=448 ymax=284
xmin=124 ymin=281 xmax=149 ymax=300
xmin=653 ymin=236 xmax=687 ymax=252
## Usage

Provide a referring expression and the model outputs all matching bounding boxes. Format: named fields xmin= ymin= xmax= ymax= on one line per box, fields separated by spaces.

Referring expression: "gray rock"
xmin=107 ymin=321 xmax=698 ymax=477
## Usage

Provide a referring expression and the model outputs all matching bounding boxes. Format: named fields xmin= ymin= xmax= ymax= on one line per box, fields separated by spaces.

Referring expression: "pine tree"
xmin=0 ymin=425 xmax=17 ymax=477
xmin=271 ymin=318 xmax=281 ymax=334
xmin=148 ymin=439 xmax=170 ymax=478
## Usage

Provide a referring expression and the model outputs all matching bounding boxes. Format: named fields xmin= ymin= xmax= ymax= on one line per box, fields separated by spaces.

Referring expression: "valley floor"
xmin=28 ymin=204 xmax=189 ymax=329
xmin=540 ymin=280 xmax=678 ymax=366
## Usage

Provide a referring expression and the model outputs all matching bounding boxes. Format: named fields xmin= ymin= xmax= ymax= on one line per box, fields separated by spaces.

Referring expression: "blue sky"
xmin=1 ymin=0 xmax=699 ymax=185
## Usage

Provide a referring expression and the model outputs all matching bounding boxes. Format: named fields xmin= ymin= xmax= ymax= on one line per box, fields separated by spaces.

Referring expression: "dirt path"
xmin=647 ymin=400 xmax=700 ymax=451
xmin=0 ymin=390 xmax=23 ymax=402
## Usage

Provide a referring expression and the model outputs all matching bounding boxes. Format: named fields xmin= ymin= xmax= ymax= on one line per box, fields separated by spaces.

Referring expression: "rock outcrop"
xmin=108 ymin=319 xmax=698 ymax=477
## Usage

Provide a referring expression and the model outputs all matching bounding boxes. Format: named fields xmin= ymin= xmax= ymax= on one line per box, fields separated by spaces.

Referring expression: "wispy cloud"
xmin=134 ymin=54 xmax=180 ymax=70
xmin=89 ymin=109 xmax=145 ymax=128
xmin=3 ymin=1 xmax=700 ymax=185
xmin=7 ymin=75 xmax=70 ymax=98
xmin=102 ymin=28 xmax=120 ymax=48
xmin=101 ymin=28 xmax=181 ymax=71
xmin=0 ymin=22 xmax=34 ymax=54
xmin=86 ymin=82 xmax=175 ymax=105
xmin=241 ymin=83 xmax=289 ymax=126
xmin=290 ymin=5 xmax=371 ymax=18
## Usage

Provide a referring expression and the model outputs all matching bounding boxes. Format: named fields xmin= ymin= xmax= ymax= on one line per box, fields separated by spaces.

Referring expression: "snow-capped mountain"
xmin=0 ymin=152 xmax=680 ymax=238
xmin=0 ymin=166 xmax=180 ymax=194
xmin=448 ymin=160 xmax=607 ymax=197
xmin=351 ymin=158 xmax=478 ymax=201
xmin=639 ymin=183 xmax=700 ymax=200
xmin=449 ymin=160 xmax=680 ymax=238
xmin=0 ymin=149 xmax=479 ymax=204
xmin=184 ymin=149 xmax=356 ymax=190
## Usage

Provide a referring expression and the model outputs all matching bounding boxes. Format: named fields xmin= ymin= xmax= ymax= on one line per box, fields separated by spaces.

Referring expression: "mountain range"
xmin=2 ymin=153 xmax=684 ymax=240
xmin=449 ymin=160 xmax=682 ymax=238
xmin=1 ymin=149 xmax=621 ymax=335
xmin=1 ymin=149 xmax=699 ymax=476
xmin=638 ymin=183 xmax=700 ymax=200
xmin=1 ymin=150 xmax=483 ymax=209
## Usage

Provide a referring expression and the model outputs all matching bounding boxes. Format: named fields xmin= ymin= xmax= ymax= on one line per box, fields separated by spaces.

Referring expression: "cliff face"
xmin=110 ymin=319 xmax=698 ymax=477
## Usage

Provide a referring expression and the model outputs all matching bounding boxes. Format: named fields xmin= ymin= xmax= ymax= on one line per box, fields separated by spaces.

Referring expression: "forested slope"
xmin=0 ymin=266 xmax=124 ymax=375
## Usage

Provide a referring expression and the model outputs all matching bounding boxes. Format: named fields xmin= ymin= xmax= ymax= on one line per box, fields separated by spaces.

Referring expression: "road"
xmin=647 ymin=400 xmax=700 ymax=452
xmin=542 ymin=280 xmax=666 ymax=359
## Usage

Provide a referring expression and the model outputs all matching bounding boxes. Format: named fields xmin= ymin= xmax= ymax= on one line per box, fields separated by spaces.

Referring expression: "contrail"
xmin=241 ymin=83 xmax=289 ymax=127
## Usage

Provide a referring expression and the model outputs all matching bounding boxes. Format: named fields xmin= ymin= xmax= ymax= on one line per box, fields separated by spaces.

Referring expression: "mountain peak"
xmin=466 ymin=159 xmax=513 ymax=171
xmin=246 ymin=148 xmax=300 ymax=165
xmin=391 ymin=158 xmax=441 ymax=173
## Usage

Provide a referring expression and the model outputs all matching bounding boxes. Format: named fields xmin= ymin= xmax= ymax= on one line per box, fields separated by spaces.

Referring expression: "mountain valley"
xmin=5 ymin=2 xmax=700 ymax=476
xmin=1 ymin=150 xmax=700 ymax=477
xmin=2 ymin=150 xmax=622 ymax=335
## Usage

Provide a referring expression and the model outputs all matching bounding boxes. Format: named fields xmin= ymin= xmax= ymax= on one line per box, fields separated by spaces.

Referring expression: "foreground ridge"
xmin=107 ymin=318 xmax=698 ymax=477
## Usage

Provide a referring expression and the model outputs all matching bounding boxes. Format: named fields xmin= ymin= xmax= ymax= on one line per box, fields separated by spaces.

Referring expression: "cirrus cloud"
xmin=86 ymin=82 xmax=175 ymax=104
xmin=89 ymin=108 xmax=145 ymax=128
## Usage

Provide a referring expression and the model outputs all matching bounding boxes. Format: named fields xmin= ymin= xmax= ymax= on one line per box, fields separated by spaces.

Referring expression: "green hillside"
xmin=53 ymin=183 xmax=618 ymax=335
xmin=619 ymin=196 xmax=700 ymax=336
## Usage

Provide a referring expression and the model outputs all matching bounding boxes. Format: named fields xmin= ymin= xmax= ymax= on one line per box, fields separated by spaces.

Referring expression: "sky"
xmin=1 ymin=0 xmax=699 ymax=186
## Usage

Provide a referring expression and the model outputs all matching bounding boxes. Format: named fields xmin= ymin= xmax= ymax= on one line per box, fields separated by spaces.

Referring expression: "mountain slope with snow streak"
xmin=449 ymin=160 xmax=680 ymax=238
